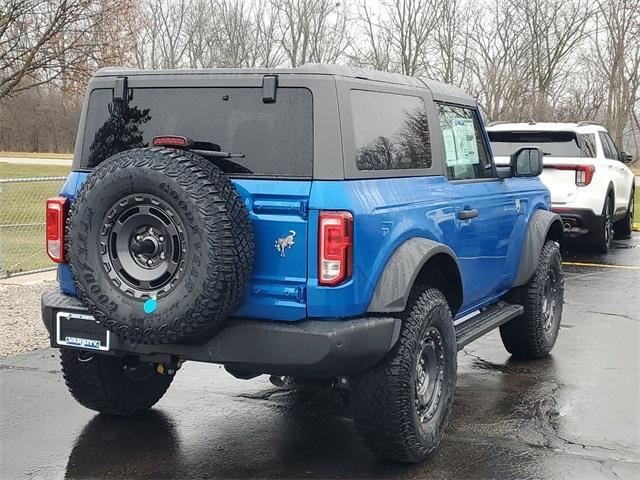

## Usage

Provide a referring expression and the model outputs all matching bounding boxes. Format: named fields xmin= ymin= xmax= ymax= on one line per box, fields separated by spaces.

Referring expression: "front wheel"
xmin=500 ymin=240 xmax=564 ymax=358
xmin=350 ymin=288 xmax=457 ymax=463
xmin=60 ymin=349 xmax=174 ymax=415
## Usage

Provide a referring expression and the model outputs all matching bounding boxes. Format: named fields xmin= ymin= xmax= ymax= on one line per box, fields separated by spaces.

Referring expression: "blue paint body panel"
xmin=57 ymin=170 xmax=549 ymax=321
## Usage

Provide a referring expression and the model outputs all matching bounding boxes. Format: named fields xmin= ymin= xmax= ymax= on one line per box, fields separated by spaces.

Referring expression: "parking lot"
xmin=1 ymin=234 xmax=638 ymax=480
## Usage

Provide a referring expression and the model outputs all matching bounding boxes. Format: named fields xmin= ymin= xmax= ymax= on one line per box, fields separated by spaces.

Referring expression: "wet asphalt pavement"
xmin=1 ymin=235 xmax=639 ymax=479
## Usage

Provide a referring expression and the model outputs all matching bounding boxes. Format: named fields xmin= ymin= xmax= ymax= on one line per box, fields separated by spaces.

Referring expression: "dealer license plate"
xmin=56 ymin=312 xmax=110 ymax=351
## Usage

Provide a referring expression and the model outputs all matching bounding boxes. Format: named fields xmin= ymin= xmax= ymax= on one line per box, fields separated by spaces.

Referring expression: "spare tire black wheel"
xmin=66 ymin=147 xmax=254 ymax=344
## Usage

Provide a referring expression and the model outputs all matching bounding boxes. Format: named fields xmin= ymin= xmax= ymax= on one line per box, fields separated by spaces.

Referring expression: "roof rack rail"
xmin=486 ymin=121 xmax=511 ymax=127
xmin=576 ymin=121 xmax=602 ymax=127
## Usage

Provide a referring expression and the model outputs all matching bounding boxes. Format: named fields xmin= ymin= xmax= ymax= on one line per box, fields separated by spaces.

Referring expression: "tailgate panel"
xmin=231 ymin=179 xmax=312 ymax=321
xmin=540 ymin=167 xmax=578 ymax=205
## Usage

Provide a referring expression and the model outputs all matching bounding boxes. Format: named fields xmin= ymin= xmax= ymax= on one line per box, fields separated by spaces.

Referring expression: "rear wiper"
xmin=189 ymin=139 xmax=245 ymax=159
xmin=151 ymin=136 xmax=245 ymax=159
xmin=191 ymin=149 xmax=245 ymax=159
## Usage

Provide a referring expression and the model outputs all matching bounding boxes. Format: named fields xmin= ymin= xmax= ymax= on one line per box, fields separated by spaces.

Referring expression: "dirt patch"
xmin=0 ymin=281 xmax=54 ymax=357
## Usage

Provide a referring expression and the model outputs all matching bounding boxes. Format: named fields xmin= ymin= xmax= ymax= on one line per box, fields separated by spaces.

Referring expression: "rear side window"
xmin=81 ymin=87 xmax=313 ymax=177
xmin=580 ymin=133 xmax=597 ymax=158
xmin=350 ymin=90 xmax=431 ymax=171
xmin=488 ymin=131 xmax=592 ymax=158
xmin=437 ymin=104 xmax=493 ymax=180
xmin=598 ymin=131 xmax=619 ymax=160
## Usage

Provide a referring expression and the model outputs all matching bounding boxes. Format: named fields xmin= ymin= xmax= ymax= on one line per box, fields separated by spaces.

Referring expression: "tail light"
xmin=546 ymin=164 xmax=595 ymax=186
xmin=319 ymin=211 xmax=353 ymax=286
xmin=574 ymin=165 xmax=595 ymax=186
xmin=46 ymin=197 xmax=67 ymax=263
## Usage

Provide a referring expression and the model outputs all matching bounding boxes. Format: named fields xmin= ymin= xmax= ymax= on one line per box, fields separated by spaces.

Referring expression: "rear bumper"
xmin=41 ymin=290 xmax=400 ymax=378
xmin=552 ymin=207 xmax=603 ymax=236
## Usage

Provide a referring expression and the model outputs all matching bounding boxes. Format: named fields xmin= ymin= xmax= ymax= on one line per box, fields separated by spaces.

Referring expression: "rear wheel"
xmin=60 ymin=349 xmax=174 ymax=415
xmin=587 ymin=195 xmax=613 ymax=253
xmin=500 ymin=240 xmax=563 ymax=358
xmin=614 ymin=188 xmax=634 ymax=239
xmin=350 ymin=288 xmax=456 ymax=463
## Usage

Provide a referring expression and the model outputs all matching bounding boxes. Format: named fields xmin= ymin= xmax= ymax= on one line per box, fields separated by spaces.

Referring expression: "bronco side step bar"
xmin=455 ymin=302 xmax=524 ymax=350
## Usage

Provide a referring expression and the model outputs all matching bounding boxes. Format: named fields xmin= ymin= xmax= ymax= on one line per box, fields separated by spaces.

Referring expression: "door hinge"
xmin=114 ymin=77 xmax=128 ymax=102
xmin=298 ymin=200 xmax=309 ymax=219
xmin=296 ymin=286 xmax=306 ymax=303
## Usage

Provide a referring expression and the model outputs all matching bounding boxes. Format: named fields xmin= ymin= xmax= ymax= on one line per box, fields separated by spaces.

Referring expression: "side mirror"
xmin=619 ymin=151 xmax=633 ymax=164
xmin=511 ymin=147 xmax=543 ymax=177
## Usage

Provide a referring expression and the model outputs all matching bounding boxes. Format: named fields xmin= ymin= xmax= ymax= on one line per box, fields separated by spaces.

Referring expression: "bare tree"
xmin=0 ymin=0 xmax=101 ymax=98
xmin=509 ymin=0 xmax=593 ymax=119
xmin=429 ymin=0 xmax=472 ymax=86
xmin=466 ymin=0 xmax=530 ymax=121
xmin=252 ymin=0 xmax=283 ymax=67
xmin=354 ymin=0 xmax=441 ymax=76
xmin=349 ymin=1 xmax=393 ymax=71
xmin=593 ymin=0 xmax=640 ymax=149
xmin=387 ymin=0 xmax=441 ymax=75
xmin=271 ymin=0 xmax=351 ymax=67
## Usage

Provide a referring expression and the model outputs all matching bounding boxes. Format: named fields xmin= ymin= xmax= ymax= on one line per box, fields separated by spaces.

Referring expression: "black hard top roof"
xmin=94 ymin=63 xmax=476 ymax=105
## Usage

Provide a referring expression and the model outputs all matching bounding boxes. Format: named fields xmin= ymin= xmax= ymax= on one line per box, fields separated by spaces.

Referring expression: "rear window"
xmin=488 ymin=131 xmax=596 ymax=158
xmin=81 ymin=87 xmax=313 ymax=177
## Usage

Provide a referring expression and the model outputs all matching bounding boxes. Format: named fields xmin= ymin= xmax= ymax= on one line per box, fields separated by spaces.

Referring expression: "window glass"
xmin=350 ymin=90 xmax=431 ymax=171
xmin=579 ymin=133 xmax=597 ymax=158
xmin=438 ymin=104 xmax=492 ymax=180
xmin=598 ymin=132 xmax=613 ymax=159
xmin=488 ymin=130 xmax=586 ymax=157
xmin=81 ymin=87 xmax=313 ymax=177
xmin=599 ymin=132 xmax=619 ymax=160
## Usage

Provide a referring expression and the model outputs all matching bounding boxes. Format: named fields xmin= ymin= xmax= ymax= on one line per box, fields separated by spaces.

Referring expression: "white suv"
xmin=487 ymin=122 xmax=635 ymax=252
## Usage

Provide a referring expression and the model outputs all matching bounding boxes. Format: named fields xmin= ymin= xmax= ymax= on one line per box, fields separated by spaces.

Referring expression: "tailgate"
xmin=231 ymin=179 xmax=311 ymax=321
xmin=540 ymin=158 xmax=581 ymax=205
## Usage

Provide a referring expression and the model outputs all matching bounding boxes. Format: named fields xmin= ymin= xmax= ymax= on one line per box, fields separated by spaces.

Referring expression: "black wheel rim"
xmin=100 ymin=193 xmax=186 ymax=299
xmin=415 ymin=327 xmax=445 ymax=424
xmin=542 ymin=268 xmax=559 ymax=334
xmin=629 ymin=195 xmax=635 ymax=230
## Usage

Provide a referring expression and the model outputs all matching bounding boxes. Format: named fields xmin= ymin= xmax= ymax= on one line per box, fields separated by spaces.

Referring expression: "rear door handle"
xmin=459 ymin=208 xmax=479 ymax=220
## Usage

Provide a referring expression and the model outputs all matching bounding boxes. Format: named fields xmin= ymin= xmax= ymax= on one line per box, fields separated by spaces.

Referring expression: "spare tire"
xmin=66 ymin=147 xmax=254 ymax=344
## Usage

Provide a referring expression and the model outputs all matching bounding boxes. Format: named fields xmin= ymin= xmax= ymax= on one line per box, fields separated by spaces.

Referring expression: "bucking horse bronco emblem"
xmin=275 ymin=230 xmax=296 ymax=257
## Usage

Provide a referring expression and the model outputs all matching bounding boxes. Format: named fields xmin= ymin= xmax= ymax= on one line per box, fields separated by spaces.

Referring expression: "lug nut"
xmin=136 ymin=235 xmax=142 ymax=241
xmin=159 ymin=236 xmax=164 ymax=242
xmin=147 ymin=259 xmax=153 ymax=266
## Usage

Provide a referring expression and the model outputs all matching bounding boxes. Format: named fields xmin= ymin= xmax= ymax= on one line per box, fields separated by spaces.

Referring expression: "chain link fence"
xmin=0 ymin=176 xmax=67 ymax=278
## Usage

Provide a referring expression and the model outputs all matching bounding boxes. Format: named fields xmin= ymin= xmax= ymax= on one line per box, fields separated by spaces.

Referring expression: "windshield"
xmin=488 ymin=131 xmax=596 ymax=158
xmin=80 ymin=86 xmax=313 ymax=177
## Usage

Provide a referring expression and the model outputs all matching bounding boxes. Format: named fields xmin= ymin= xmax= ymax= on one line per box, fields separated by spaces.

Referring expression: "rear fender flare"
xmin=367 ymin=237 xmax=461 ymax=313
xmin=513 ymin=210 xmax=563 ymax=287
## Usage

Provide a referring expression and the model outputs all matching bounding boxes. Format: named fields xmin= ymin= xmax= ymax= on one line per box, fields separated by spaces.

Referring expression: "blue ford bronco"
xmin=41 ymin=64 xmax=564 ymax=463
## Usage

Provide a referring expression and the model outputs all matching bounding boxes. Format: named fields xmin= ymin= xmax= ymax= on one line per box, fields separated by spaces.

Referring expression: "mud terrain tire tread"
xmin=66 ymin=147 xmax=254 ymax=344
xmin=60 ymin=349 xmax=173 ymax=415
xmin=350 ymin=287 xmax=457 ymax=463
xmin=500 ymin=240 xmax=564 ymax=358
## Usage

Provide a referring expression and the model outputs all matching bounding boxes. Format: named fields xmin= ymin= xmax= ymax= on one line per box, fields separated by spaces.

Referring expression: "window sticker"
xmin=442 ymin=128 xmax=457 ymax=166
xmin=451 ymin=117 xmax=479 ymax=165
